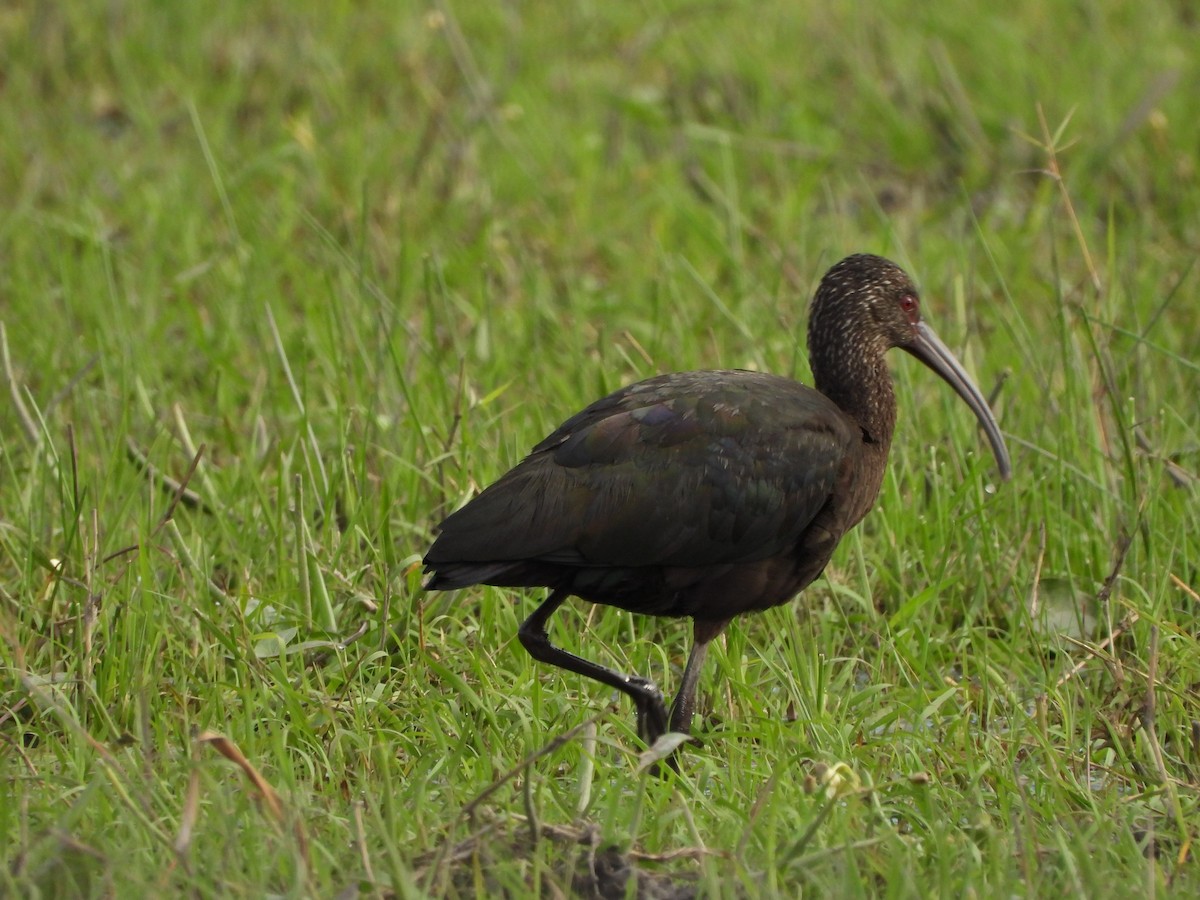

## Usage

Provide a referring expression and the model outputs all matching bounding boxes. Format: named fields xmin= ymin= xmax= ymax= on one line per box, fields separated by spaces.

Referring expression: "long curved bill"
xmin=903 ymin=321 xmax=1012 ymax=480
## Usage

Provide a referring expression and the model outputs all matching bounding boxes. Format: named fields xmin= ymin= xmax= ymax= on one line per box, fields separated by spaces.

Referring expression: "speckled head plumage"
xmin=804 ymin=254 xmax=1011 ymax=479
xmin=804 ymin=254 xmax=922 ymax=443
xmin=807 ymin=254 xmax=924 ymax=372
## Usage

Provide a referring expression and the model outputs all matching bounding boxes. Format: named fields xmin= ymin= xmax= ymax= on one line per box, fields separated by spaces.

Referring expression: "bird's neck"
xmin=814 ymin=354 xmax=898 ymax=450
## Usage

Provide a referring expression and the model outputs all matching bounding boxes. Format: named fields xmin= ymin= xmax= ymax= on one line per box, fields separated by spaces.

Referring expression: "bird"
xmin=423 ymin=253 xmax=1011 ymax=751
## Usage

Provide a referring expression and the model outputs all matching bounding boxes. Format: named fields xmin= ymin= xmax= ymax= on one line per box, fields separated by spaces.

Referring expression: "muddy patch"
xmin=418 ymin=817 xmax=707 ymax=898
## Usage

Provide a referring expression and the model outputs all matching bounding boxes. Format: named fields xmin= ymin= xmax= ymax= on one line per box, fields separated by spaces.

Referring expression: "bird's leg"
xmin=667 ymin=618 xmax=730 ymax=736
xmin=518 ymin=589 xmax=670 ymax=744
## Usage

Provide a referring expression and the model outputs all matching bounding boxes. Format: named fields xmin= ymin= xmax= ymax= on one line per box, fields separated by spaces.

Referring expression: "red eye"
xmin=899 ymin=293 xmax=919 ymax=321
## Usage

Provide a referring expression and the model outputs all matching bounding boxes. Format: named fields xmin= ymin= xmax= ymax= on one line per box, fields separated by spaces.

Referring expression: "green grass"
xmin=2 ymin=0 xmax=1198 ymax=896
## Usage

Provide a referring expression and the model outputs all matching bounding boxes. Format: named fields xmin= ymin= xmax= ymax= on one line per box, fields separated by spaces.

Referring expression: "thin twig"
xmin=1169 ymin=573 xmax=1199 ymax=604
xmin=417 ymin=814 xmax=725 ymax=872
xmin=1055 ymin=611 xmax=1139 ymax=688
xmin=1035 ymin=104 xmax=1102 ymax=293
xmin=462 ymin=707 xmax=613 ymax=820
xmin=125 ymin=438 xmax=213 ymax=515
xmin=352 ymin=801 xmax=381 ymax=898
xmin=45 ymin=354 xmax=100 ymax=416
xmin=425 ymin=707 xmax=616 ymax=892
xmin=1097 ymin=530 xmax=1134 ymax=607
xmin=1054 ymin=529 xmax=1135 ymax=688
xmin=1028 ymin=519 xmax=1047 ymax=618
xmin=1141 ymin=627 xmax=1161 ymax=762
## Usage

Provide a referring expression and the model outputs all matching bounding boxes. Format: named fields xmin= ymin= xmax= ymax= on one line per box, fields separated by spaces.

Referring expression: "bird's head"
xmin=808 ymin=253 xmax=923 ymax=357
xmin=808 ymin=254 xmax=1012 ymax=480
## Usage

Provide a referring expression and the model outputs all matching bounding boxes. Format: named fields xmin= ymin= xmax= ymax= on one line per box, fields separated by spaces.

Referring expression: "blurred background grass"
xmin=1 ymin=1 xmax=1198 ymax=896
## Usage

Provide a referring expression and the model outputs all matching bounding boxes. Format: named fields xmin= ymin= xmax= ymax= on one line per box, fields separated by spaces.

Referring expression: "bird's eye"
xmin=899 ymin=293 xmax=919 ymax=322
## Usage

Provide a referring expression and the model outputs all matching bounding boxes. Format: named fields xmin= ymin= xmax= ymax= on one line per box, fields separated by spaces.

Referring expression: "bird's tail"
xmin=422 ymin=561 xmax=523 ymax=591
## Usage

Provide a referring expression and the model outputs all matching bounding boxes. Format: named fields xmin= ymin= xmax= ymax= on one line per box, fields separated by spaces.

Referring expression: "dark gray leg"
xmin=518 ymin=589 xmax=670 ymax=744
xmin=667 ymin=618 xmax=730 ymax=735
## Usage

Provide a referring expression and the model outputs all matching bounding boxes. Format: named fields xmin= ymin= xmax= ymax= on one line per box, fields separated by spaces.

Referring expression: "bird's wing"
xmin=427 ymin=371 xmax=859 ymax=569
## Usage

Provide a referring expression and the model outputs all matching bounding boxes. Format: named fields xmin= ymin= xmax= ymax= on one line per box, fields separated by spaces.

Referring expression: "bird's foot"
xmin=625 ymin=675 xmax=669 ymax=746
xmin=626 ymin=676 xmax=702 ymax=775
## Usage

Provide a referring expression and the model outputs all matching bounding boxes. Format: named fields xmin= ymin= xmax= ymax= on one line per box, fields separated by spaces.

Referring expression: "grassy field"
xmin=2 ymin=1 xmax=1198 ymax=896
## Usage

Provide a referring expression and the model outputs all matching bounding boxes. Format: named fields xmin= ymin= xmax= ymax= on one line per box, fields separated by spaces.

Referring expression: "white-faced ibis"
xmin=424 ymin=254 xmax=1010 ymax=749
